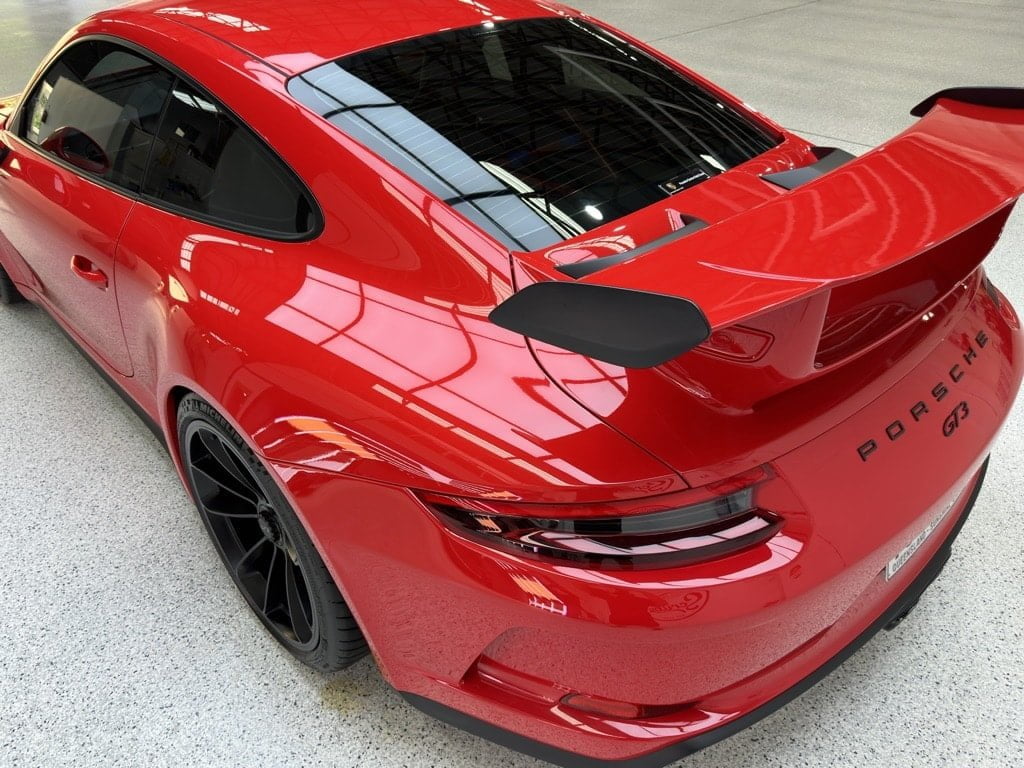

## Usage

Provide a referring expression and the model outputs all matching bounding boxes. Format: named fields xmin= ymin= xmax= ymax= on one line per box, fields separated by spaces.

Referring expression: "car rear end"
xmin=388 ymin=247 xmax=1020 ymax=766
xmin=280 ymin=11 xmax=1024 ymax=765
xmin=346 ymin=167 xmax=1021 ymax=766
xmin=450 ymin=108 xmax=1021 ymax=765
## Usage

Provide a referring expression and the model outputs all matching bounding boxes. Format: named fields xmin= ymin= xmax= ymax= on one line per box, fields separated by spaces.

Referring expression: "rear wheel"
xmin=177 ymin=394 xmax=368 ymax=671
xmin=0 ymin=264 xmax=25 ymax=304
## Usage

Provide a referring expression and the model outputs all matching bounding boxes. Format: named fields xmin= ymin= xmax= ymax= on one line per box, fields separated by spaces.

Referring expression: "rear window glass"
xmin=288 ymin=17 xmax=778 ymax=250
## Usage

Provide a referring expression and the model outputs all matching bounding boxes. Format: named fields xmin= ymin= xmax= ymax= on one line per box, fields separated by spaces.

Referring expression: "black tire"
xmin=0 ymin=264 xmax=25 ymax=305
xmin=177 ymin=393 xmax=367 ymax=672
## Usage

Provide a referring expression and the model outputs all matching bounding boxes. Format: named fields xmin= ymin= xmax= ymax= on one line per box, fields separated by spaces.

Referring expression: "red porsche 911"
xmin=1 ymin=1 xmax=1021 ymax=765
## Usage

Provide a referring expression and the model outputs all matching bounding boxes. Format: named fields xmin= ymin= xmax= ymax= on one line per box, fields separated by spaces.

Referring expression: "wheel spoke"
xmin=260 ymin=546 xmax=280 ymax=613
xmin=204 ymin=508 xmax=258 ymax=519
xmin=233 ymin=536 xmax=269 ymax=577
xmin=285 ymin=558 xmax=314 ymax=644
xmin=190 ymin=461 xmax=259 ymax=509
xmin=198 ymin=429 xmax=261 ymax=498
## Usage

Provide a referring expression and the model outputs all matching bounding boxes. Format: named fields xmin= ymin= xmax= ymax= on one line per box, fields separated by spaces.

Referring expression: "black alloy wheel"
xmin=177 ymin=394 xmax=367 ymax=671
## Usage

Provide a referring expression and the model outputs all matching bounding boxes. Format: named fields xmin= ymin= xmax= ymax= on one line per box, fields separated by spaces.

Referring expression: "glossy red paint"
xmin=0 ymin=2 xmax=1021 ymax=766
xmin=124 ymin=0 xmax=574 ymax=75
xmin=1 ymin=129 xmax=136 ymax=373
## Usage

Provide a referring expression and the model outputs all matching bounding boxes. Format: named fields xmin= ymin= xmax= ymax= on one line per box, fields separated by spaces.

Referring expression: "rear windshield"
xmin=289 ymin=18 xmax=778 ymax=250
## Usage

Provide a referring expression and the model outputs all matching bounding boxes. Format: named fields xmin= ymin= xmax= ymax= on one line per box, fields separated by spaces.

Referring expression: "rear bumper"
xmin=401 ymin=458 xmax=987 ymax=767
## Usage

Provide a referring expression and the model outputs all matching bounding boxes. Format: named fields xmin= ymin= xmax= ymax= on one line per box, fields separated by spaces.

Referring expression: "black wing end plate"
xmin=761 ymin=146 xmax=856 ymax=190
xmin=911 ymin=87 xmax=1024 ymax=117
xmin=489 ymin=282 xmax=711 ymax=368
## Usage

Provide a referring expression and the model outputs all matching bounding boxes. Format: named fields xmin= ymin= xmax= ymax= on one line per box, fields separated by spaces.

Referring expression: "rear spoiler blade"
xmin=490 ymin=88 xmax=1024 ymax=367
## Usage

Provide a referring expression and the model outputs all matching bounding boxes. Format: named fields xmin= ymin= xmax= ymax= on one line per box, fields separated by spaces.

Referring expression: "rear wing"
xmin=490 ymin=88 xmax=1024 ymax=367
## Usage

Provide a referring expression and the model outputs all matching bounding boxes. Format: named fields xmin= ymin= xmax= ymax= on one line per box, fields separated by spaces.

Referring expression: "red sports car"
xmin=1 ymin=1 xmax=1021 ymax=765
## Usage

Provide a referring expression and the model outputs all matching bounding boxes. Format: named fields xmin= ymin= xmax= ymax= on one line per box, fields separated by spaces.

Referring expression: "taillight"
xmin=421 ymin=470 xmax=780 ymax=569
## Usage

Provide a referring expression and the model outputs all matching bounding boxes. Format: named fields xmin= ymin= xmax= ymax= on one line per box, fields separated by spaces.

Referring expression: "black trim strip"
xmin=761 ymin=147 xmax=856 ymax=190
xmin=442 ymin=189 xmax=519 ymax=205
xmin=910 ymin=87 xmax=1024 ymax=118
xmin=322 ymin=102 xmax=397 ymax=119
xmin=401 ymin=458 xmax=989 ymax=768
xmin=557 ymin=218 xmax=707 ymax=279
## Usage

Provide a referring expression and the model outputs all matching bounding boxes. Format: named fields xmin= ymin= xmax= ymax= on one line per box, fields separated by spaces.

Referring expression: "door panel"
xmin=0 ymin=40 xmax=176 ymax=377
xmin=0 ymin=142 xmax=135 ymax=375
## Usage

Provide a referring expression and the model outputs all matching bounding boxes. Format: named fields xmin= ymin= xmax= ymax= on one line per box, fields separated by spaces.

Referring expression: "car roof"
xmin=115 ymin=0 xmax=569 ymax=75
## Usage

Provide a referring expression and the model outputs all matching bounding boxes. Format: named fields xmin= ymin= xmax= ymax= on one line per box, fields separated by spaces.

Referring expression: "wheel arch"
xmin=159 ymin=376 xmax=379 ymax=647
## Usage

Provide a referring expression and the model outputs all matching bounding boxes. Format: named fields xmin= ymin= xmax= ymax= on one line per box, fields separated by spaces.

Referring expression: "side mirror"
xmin=40 ymin=126 xmax=109 ymax=176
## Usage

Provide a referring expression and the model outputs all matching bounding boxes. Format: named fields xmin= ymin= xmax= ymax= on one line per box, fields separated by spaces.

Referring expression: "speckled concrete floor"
xmin=1 ymin=1 xmax=1022 ymax=767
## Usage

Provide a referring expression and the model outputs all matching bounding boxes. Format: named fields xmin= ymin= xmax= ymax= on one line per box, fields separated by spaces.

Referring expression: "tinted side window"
xmin=23 ymin=41 xmax=172 ymax=192
xmin=143 ymin=79 xmax=315 ymax=236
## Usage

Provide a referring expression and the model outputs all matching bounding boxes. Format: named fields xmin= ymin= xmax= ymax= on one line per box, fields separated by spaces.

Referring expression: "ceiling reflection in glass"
xmin=288 ymin=18 xmax=779 ymax=251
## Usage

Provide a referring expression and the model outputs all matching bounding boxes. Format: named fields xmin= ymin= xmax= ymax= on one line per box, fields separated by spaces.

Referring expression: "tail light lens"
xmin=421 ymin=470 xmax=779 ymax=569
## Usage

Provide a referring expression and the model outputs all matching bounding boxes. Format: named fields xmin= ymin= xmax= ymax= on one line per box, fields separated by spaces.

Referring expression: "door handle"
xmin=70 ymin=255 xmax=108 ymax=289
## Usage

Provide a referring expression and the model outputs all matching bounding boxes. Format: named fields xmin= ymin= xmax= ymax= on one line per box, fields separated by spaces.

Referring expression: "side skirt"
xmin=33 ymin=301 xmax=168 ymax=450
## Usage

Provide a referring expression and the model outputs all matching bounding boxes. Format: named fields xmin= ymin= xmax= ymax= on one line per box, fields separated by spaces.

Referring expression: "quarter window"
xmin=22 ymin=41 xmax=172 ymax=192
xmin=142 ymin=79 xmax=315 ymax=236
